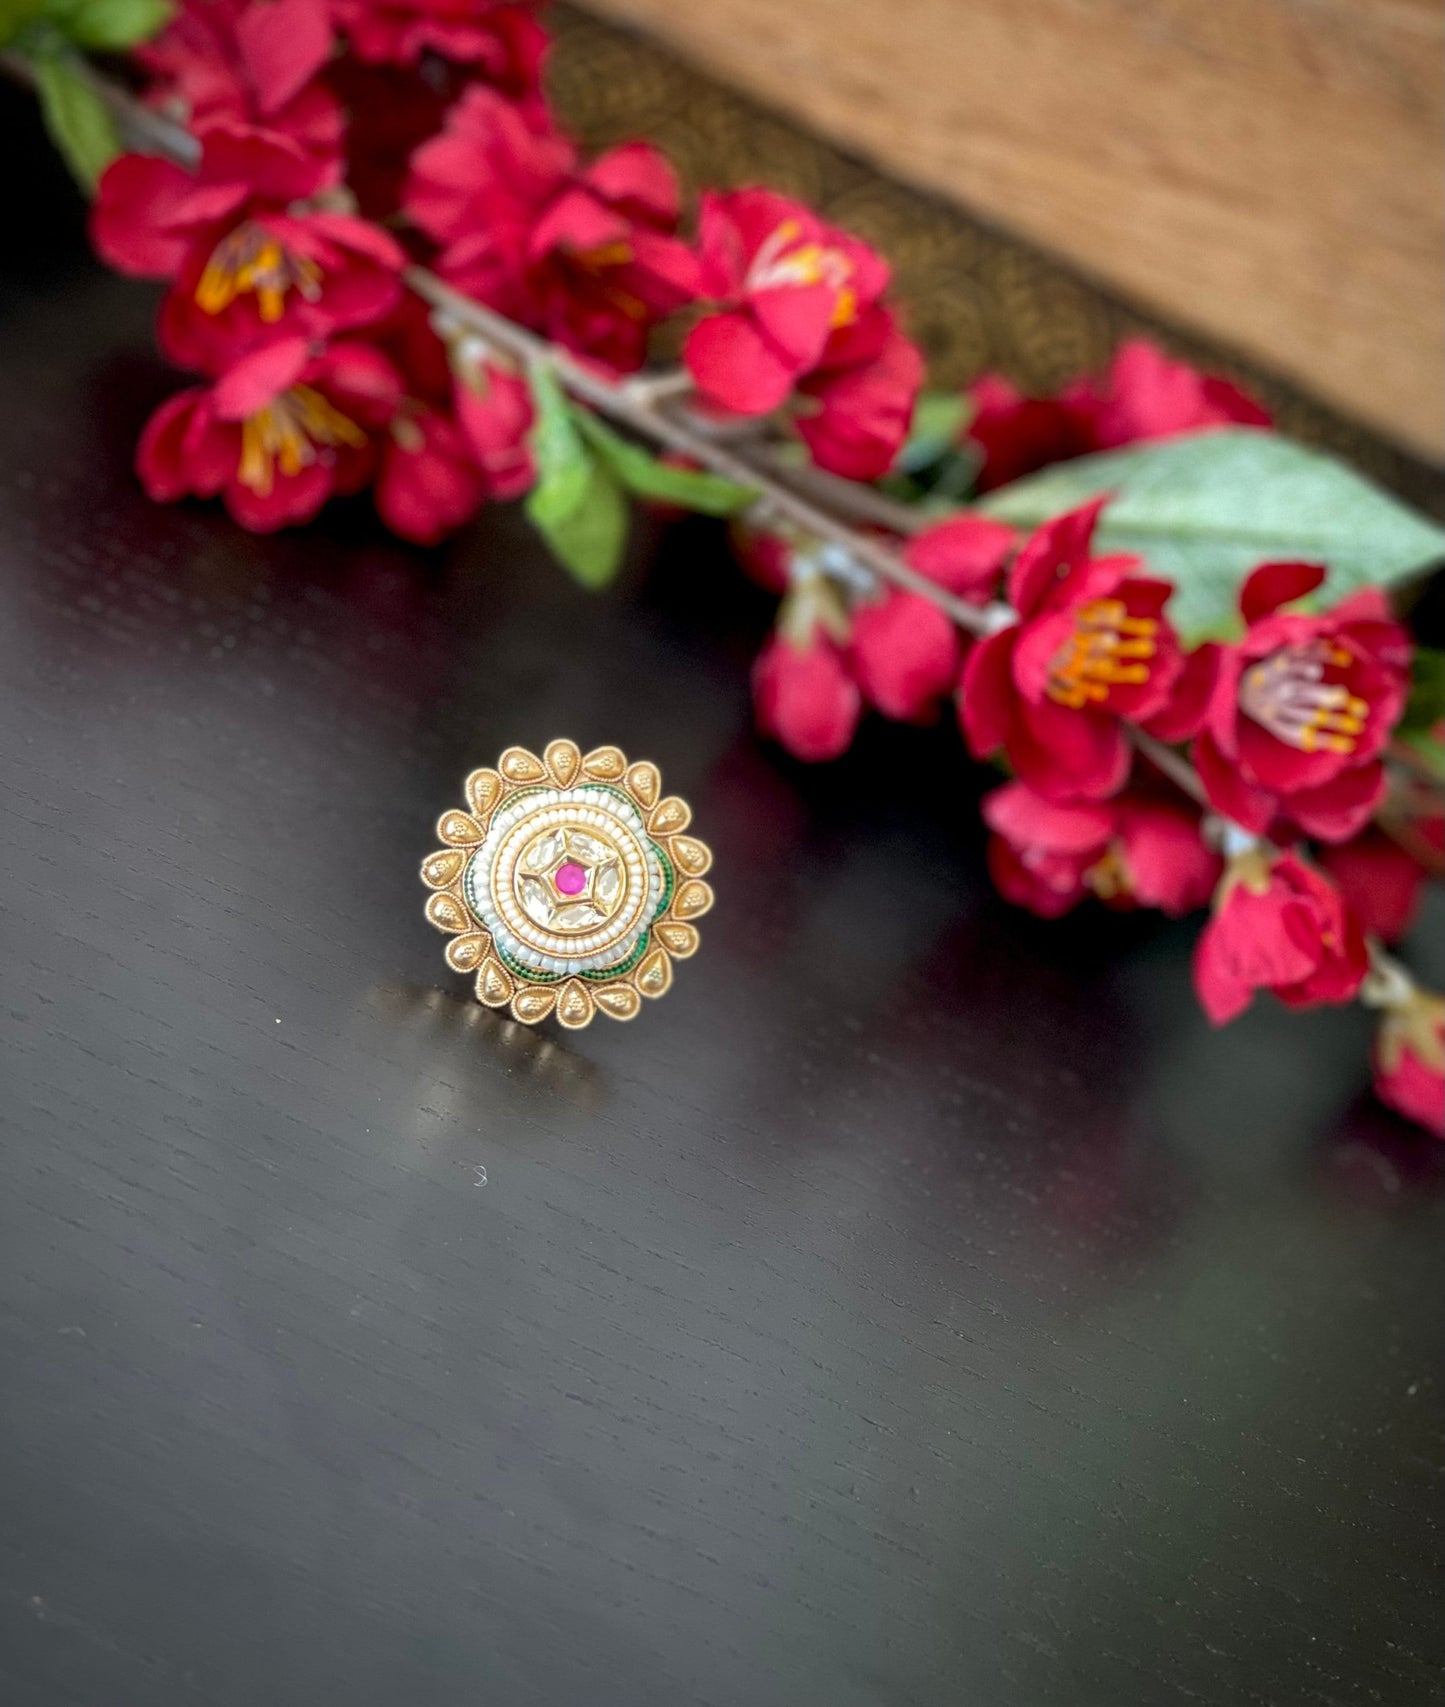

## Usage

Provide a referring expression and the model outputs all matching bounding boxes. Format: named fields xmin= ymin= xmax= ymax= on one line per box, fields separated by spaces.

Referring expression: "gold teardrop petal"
xmin=594 ymin=983 xmax=640 ymax=1021
xmin=554 ymin=978 xmax=595 ymax=1030
xmin=437 ymin=810 xmax=483 ymax=846
xmin=669 ymin=835 xmax=711 ymax=877
xmin=544 ymin=739 xmax=582 ymax=788
xmin=446 ymin=931 xmax=489 ymax=972
xmin=511 ymin=984 xmax=557 ymax=1025
xmin=625 ymin=761 xmax=660 ymax=808
xmin=426 ymin=892 xmax=471 ymax=934
xmin=654 ymin=921 xmax=699 ymax=958
xmin=465 ymin=767 xmax=503 ymax=820
xmin=673 ymin=880 xmax=714 ymax=921
xmin=475 ymin=956 xmax=514 ymax=1007
xmin=648 ymin=796 xmax=691 ymax=836
xmin=500 ymin=746 xmax=546 ymax=783
xmin=635 ymin=946 xmax=674 ymax=998
xmin=582 ymin=745 xmax=626 ymax=780
xmin=421 ymin=848 xmax=466 ymax=888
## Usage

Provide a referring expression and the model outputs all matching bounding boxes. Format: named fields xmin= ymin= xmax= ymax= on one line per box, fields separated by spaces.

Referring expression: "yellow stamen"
xmin=236 ymin=385 xmax=366 ymax=498
xmin=746 ymin=221 xmax=858 ymax=326
xmin=1047 ymin=598 xmax=1159 ymax=709
xmin=195 ymin=223 xmax=324 ymax=319
xmin=1239 ymin=643 xmax=1371 ymax=756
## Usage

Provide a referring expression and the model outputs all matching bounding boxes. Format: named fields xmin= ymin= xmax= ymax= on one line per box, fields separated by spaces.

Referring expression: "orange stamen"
xmin=237 ymin=385 xmax=366 ymax=497
xmin=196 ymin=223 xmax=323 ymax=319
xmin=1047 ymin=598 xmax=1158 ymax=709
xmin=1238 ymin=641 xmax=1370 ymax=756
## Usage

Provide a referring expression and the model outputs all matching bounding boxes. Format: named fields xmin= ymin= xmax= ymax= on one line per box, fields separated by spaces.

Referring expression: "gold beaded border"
xmin=421 ymin=740 xmax=713 ymax=1029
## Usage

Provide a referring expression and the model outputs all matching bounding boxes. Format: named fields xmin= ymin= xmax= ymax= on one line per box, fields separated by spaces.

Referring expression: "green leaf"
xmin=524 ymin=366 xmax=630 ymax=588
xmin=977 ymin=428 xmax=1445 ymax=645
xmin=895 ymin=390 xmax=971 ymax=474
xmin=33 ymin=49 xmax=120 ymax=189
xmin=0 ymin=0 xmax=47 ymax=47
xmin=574 ymin=411 xmax=756 ymax=516
xmin=46 ymin=0 xmax=172 ymax=49
xmin=1401 ymin=646 xmax=1445 ymax=734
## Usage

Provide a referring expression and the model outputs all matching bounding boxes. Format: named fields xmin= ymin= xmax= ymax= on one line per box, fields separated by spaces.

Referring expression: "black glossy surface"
xmin=3 ymin=88 xmax=1444 ymax=1707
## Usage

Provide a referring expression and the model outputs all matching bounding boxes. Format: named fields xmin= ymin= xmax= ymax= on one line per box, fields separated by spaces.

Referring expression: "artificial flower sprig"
xmin=7 ymin=0 xmax=1442 ymax=1136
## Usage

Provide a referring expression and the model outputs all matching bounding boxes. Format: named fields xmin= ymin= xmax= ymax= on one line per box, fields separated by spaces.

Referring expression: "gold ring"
xmin=421 ymin=741 xmax=713 ymax=1027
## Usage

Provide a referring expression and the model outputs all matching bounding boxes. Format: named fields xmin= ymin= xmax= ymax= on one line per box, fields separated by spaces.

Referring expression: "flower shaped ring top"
xmin=421 ymin=741 xmax=713 ymax=1028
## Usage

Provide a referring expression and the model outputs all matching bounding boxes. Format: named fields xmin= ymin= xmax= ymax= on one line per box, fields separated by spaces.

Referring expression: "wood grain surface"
xmin=3 ymin=90 xmax=1445 ymax=1707
xmin=582 ymin=0 xmax=1445 ymax=462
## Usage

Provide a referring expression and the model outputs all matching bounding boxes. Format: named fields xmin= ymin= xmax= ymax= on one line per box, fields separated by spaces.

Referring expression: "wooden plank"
xmin=582 ymin=0 xmax=1444 ymax=460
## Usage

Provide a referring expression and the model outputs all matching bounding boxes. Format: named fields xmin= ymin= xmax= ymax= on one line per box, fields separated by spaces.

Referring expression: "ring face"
xmin=421 ymin=742 xmax=712 ymax=1028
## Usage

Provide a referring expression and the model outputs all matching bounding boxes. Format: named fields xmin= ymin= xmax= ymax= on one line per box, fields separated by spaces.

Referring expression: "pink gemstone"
xmin=553 ymin=861 xmax=588 ymax=896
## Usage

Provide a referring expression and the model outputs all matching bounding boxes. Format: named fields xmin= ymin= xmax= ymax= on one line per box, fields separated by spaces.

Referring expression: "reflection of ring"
xmin=421 ymin=741 xmax=714 ymax=1028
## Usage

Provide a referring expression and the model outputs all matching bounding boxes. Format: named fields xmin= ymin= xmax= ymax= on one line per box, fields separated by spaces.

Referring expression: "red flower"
xmin=1372 ymin=987 xmax=1445 ymax=1138
xmin=1192 ymin=562 xmax=1411 ymax=842
xmin=1317 ymin=824 xmax=1439 ymax=945
xmin=903 ymin=512 xmax=1016 ymax=605
xmin=682 ymin=187 xmax=925 ymax=471
xmin=137 ymin=335 xmax=401 ymax=531
xmin=93 ymin=128 xmax=403 ymax=370
xmin=965 ymin=374 xmax=1095 ymax=492
xmin=753 ymin=632 xmax=861 ymax=762
xmin=752 ymin=575 xmax=860 ymax=761
xmin=451 ymin=357 xmax=535 ymax=500
xmin=331 ymin=0 xmax=545 ymax=79
xmin=375 ymin=404 xmax=487 ymax=544
xmin=683 ymin=188 xmax=891 ymax=415
xmin=1192 ymin=845 xmax=1368 ymax=1025
xmin=374 ymin=294 xmax=536 ymax=504
xmin=405 ymin=89 xmax=700 ymax=374
xmin=728 ymin=525 xmax=793 ymax=595
xmin=793 ymin=306 xmax=923 ymax=480
xmin=850 ymin=591 xmax=959 ymax=722
xmin=958 ymin=500 xmax=1184 ymax=800
xmin=983 ymin=781 xmax=1219 ymax=919
xmin=137 ymin=0 xmax=344 ymax=173
xmin=964 ymin=339 xmax=1271 ymax=491
xmin=1067 ymin=338 xmax=1271 ymax=451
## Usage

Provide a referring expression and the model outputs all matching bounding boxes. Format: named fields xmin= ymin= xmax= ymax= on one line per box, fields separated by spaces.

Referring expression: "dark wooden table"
xmin=3 ymin=90 xmax=1444 ymax=1707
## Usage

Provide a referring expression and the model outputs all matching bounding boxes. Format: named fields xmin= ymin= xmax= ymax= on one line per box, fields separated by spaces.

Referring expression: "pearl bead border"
xmin=463 ymin=787 xmax=664 ymax=975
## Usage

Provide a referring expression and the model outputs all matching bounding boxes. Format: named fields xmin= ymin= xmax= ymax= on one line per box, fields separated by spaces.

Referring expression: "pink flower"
xmin=137 ymin=335 xmax=401 ymax=531
xmin=331 ymin=0 xmax=545 ymax=78
xmin=93 ymin=128 xmax=403 ymax=370
xmin=1192 ymin=846 xmax=1367 ymax=1025
xmin=983 ymin=781 xmax=1220 ymax=919
xmin=137 ymin=0 xmax=344 ymax=173
xmin=375 ymin=404 xmax=487 ymax=544
xmin=753 ymin=630 xmax=861 ymax=761
xmin=1372 ymin=987 xmax=1445 ymax=1138
xmin=902 ymin=512 xmax=1016 ymax=605
xmin=793 ymin=306 xmax=923 ymax=480
xmin=965 ymin=374 xmax=1095 ymax=492
xmin=682 ymin=189 xmax=922 ymax=476
xmin=1316 ymin=825 xmax=1439 ymax=945
xmin=964 ymin=339 xmax=1271 ymax=491
xmin=1069 ymin=338 xmax=1272 ymax=451
xmin=958 ymin=500 xmax=1184 ymax=800
xmin=850 ymin=591 xmax=959 ymax=722
xmin=405 ymin=89 xmax=700 ymax=374
xmin=451 ymin=360 xmax=535 ymax=500
xmin=683 ymin=188 xmax=890 ymax=414
xmin=1192 ymin=562 xmax=1412 ymax=843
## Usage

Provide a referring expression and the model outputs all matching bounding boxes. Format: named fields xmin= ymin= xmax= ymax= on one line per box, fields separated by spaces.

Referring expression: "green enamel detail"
xmin=495 ymin=943 xmax=561 ymax=984
xmin=580 ymin=932 xmax=652 ymax=982
xmin=649 ymin=841 xmax=675 ymax=919
xmin=484 ymin=788 xmax=672 ymax=987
